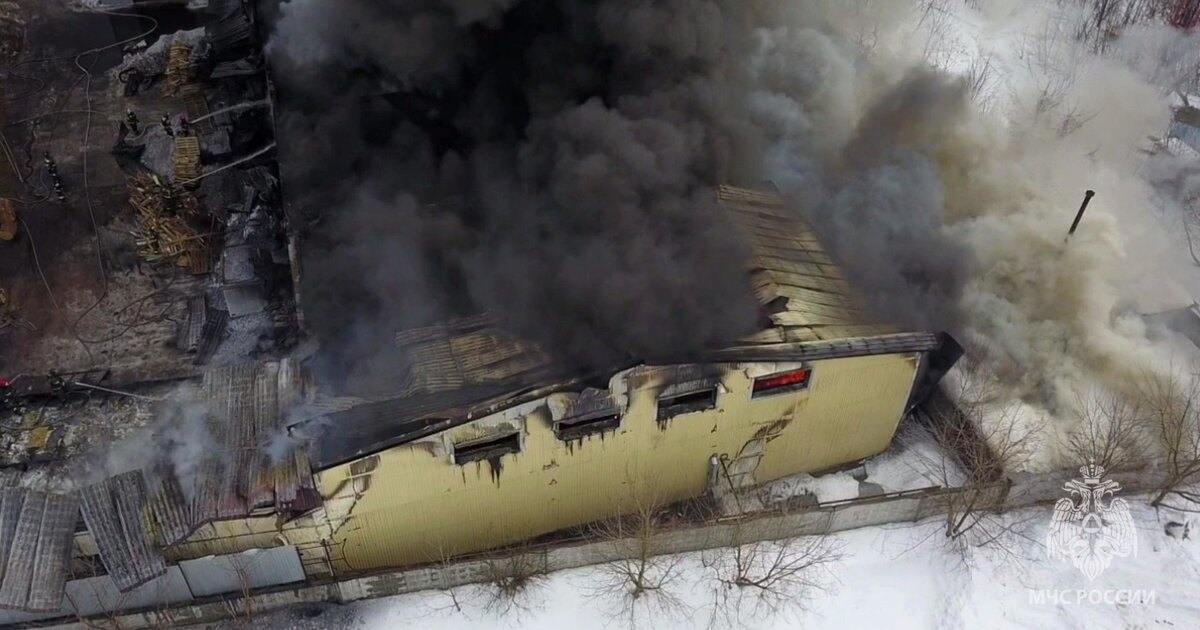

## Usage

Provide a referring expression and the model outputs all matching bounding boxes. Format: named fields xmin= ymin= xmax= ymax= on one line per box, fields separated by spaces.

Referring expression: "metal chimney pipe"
xmin=1067 ymin=190 xmax=1096 ymax=239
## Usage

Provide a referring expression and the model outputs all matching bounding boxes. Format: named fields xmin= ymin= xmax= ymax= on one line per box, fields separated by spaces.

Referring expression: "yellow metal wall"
xmin=316 ymin=352 xmax=919 ymax=572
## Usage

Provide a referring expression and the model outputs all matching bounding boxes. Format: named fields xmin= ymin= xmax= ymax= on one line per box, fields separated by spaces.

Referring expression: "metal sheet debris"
xmin=0 ymin=490 xmax=79 ymax=612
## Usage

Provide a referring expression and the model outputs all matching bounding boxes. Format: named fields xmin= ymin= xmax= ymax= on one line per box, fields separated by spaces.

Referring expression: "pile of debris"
xmin=128 ymin=173 xmax=216 ymax=273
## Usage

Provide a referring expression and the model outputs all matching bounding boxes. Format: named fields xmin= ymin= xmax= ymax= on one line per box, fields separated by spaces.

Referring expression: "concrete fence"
xmin=25 ymin=464 xmax=1171 ymax=629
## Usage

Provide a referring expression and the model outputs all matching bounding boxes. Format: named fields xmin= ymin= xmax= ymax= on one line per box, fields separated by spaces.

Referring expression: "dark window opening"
xmin=752 ymin=368 xmax=812 ymax=399
xmin=556 ymin=413 xmax=621 ymax=441
xmin=657 ymin=388 xmax=718 ymax=421
xmin=454 ymin=432 xmax=521 ymax=465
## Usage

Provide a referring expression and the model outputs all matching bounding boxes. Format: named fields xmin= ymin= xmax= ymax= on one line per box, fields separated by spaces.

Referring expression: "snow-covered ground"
xmin=741 ymin=423 xmax=956 ymax=512
xmin=223 ymin=496 xmax=1200 ymax=630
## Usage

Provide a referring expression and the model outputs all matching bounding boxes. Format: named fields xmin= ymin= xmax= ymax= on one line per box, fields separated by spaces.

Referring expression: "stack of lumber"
xmin=165 ymin=42 xmax=195 ymax=96
xmin=128 ymin=174 xmax=212 ymax=273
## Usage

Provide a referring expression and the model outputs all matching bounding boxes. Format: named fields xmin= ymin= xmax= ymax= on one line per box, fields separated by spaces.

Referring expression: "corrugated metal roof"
xmin=393 ymin=313 xmax=562 ymax=399
xmin=78 ymin=360 xmax=318 ymax=593
xmin=80 ymin=472 xmax=167 ymax=592
xmin=146 ymin=469 xmax=194 ymax=547
xmin=717 ymin=185 xmax=898 ymax=342
xmin=189 ymin=361 xmax=316 ymax=521
xmin=206 ymin=0 xmax=255 ymax=55
xmin=0 ymin=489 xmax=78 ymax=612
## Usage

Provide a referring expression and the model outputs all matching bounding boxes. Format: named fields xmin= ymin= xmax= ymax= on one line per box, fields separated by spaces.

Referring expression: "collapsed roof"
xmin=79 ymin=360 xmax=317 ymax=592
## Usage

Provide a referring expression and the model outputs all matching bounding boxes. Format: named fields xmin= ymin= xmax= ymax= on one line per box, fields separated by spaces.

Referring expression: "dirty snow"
xmin=758 ymin=470 xmax=862 ymax=505
xmin=751 ymin=424 xmax=958 ymax=511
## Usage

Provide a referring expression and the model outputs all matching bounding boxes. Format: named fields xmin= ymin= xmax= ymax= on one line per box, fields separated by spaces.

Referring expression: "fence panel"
xmin=179 ymin=546 xmax=305 ymax=598
xmin=66 ymin=567 xmax=193 ymax=617
xmin=828 ymin=496 xmax=922 ymax=531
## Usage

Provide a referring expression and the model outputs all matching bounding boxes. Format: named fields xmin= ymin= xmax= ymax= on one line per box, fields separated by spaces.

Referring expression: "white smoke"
xmin=786 ymin=0 xmax=1200 ymax=470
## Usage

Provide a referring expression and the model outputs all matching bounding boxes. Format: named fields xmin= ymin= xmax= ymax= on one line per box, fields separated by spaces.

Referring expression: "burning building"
xmin=291 ymin=184 xmax=959 ymax=570
xmin=0 ymin=180 xmax=956 ymax=623
xmin=0 ymin=0 xmax=966 ymax=624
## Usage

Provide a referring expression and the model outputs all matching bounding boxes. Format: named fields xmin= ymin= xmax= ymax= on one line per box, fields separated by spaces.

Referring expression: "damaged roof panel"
xmin=77 ymin=360 xmax=316 ymax=593
xmin=199 ymin=361 xmax=313 ymax=521
xmin=394 ymin=314 xmax=561 ymax=399
xmin=80 ymin=472 xmax=167 ymax=592
xmin=145 ymin=471 xmax=194 ymax=548
xmin=305 ymin=385 xmax=537 ymax=469
xmin=718 ymin=185 xmax=900 ymax=342
xmin=0 ymin=490 xmax=78 ymax=612
xmin=25 ymin=493 xmax=76 ymax=612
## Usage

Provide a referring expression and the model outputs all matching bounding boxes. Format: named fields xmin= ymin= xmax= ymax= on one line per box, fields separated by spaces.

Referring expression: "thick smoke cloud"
xmin=263 ymin=0 xmax=1200 ymax=465
xmin=262 ymin=0 xmax=835 ymax=392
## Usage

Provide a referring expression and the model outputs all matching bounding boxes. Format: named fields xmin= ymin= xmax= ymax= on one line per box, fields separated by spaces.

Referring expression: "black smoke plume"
xmin=260 ymin=0 xmax=972 ymax=394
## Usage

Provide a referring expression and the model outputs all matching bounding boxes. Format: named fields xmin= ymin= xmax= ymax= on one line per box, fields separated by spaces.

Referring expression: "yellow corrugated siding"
xmin=755 ymin=353 xmax=919 ymax=480
xmin=317 ymin=352 xmax=920 ymax=572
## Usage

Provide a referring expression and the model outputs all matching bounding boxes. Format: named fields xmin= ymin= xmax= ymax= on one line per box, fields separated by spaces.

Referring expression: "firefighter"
xmin=47 ymin=371 xmax=70 ymax=398
xmin=161 ymin=113 xmax=174 ymax=137
xmin=0 ymin=379 xmax=26 ymax=416
xmin=126 ymin=109 xmax=140 ymax=134
xmin=42 ymin=152 xmax=57 ymax=175
xmin=178 ymin=115 xmax=191 ymax=137
xmin=160 ymin=182 xmax=178 ymax=214
xmin=53 ymin=178 xmax=65 ymax=202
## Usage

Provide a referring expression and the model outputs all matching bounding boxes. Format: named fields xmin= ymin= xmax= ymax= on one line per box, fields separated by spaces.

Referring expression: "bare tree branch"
xmin=1136 ymin=368 xmax=1200 ymax=511
xmin=701 ymin=518 xmax=842 ymax=630
xmin=473 ymin=544 xmax=550 ymax=619
xmin=585 ymin=484 xmax=689 ymax=628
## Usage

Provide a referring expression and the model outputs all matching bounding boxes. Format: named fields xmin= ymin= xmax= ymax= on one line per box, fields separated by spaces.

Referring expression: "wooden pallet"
xmin=173 ymin=136 xmax=201 ymax=184
xmin=165 ymin=42 xmax=195 ymax=96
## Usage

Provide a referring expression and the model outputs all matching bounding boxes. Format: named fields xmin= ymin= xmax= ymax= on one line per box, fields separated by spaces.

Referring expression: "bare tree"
xmin=1138 ymin=369 xmax=1200 ymax=511
xmin=914 ymin=352 xmax=1041 ymax=554
xmin=474 ymin=544 xmax=549 ymax=618
xmin=586 ymin=485 xmax=688 ymax=628
xmin=1062 ymin=386 xmax=1149 ymax=471
xmin=1067 ymin=0 xmax=1161 ymax=53
xmin=219 ymin=556 xmax=259 ymax=629
xmin=421 ymin=541 xmax=466 ymax=614
xmin=964 ymin=53 xmax=998 ymax=108
xmin=701 ymin=518 xmax=842 ymax=629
